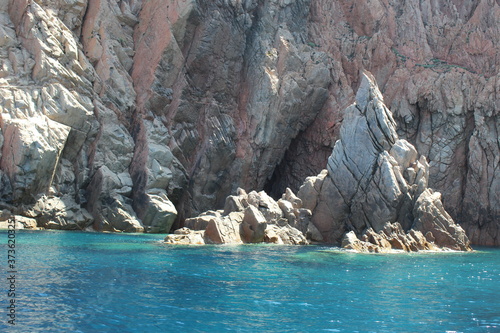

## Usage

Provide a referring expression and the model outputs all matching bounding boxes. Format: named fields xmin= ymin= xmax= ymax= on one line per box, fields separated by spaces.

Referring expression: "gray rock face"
xmin=299 ymin=72 xmax=471 ymax=251
xmin=86 ymin=166 xmax=144 ymax=232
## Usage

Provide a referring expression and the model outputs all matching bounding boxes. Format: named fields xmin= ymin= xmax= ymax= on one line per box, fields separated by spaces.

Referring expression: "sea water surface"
xmin=1 ymin=230 xmax=499 ymax=332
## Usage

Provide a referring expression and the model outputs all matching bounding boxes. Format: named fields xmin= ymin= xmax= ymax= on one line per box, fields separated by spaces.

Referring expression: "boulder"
xmin=241 ymin=205 xmax=268 ymax=243
xmin=275 ymin=224 xmax=309 ymax=245
xmin=341 ymin=231 xmax=376 ymax=253
xmin=141 ymin=190 xmax=177 ymax=233
xmin=30 ymin=194 xmax=93 ymax=230
xmin=246 ymin=191 xmax=282 ymax=223
xmin=282 ymin=188 xmax=303 ymax=209
xmin=12 ymin=215 xmax=37 ymax=229
xmin=264 ymin=224 xmax=309 ymax=245
xmin=165 ymin=229 xmax=205 ymax=245
xmin=413 ymin=189 xmax=471 ymax=251
xmin=99 ymin=194 xmax=144 ymax=233
xmin=223 ymin=195 xmax=246 ymax=215
xmin=204 ymin=217 xmax=242 ymax=244
xmin=184 ymin=215 xmax=215 ymax=231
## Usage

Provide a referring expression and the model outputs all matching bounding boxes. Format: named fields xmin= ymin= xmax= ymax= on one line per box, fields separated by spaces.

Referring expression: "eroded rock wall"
xmin=0 ymin=0 xmax=498 ymax=245
xmin=297 ymin=71 xmax=471 ymax=251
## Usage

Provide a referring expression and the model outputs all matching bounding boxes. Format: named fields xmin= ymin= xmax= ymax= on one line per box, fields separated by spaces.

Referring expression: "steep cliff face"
xmin=0 ymin=0 xmax=498 ymax=245
xmin=165 ymin=72 xmax=472 ymax=252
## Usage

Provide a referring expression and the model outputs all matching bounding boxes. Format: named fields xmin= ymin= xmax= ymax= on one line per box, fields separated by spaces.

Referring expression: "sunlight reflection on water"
xmin=1 ymin=230 xmax=499 ymax=333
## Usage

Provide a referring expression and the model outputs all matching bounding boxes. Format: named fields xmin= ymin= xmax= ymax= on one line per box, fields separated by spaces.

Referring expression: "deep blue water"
xmin=0 ymin=230 xmax=499 ymax=332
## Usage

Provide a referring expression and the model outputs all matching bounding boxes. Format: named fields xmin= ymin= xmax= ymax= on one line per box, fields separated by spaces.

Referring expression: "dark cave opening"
xmin=263 ymin=135 xmax=305 ymax=200
xmin=263 ymin=162 xmax=285 ymax=200
xmin=263 ymin=131 xmax=332 ymax=200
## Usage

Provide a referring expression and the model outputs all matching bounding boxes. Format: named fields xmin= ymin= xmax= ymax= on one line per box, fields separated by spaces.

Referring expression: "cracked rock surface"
xmin=0 ymin=1 xmax=498 ymax=246
xmin=297 ymin=72 xmax=471 ymax=251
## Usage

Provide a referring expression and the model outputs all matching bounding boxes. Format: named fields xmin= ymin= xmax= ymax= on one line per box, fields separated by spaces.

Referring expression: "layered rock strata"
xmin=0 ymin=1 xmax=497 ymax=246
xmin=0 ymin=0 xmax=330 ymax=233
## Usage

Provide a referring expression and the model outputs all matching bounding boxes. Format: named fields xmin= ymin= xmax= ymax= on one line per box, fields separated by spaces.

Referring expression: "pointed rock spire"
xmin=299 ymin=71 xmax=471 ymax=251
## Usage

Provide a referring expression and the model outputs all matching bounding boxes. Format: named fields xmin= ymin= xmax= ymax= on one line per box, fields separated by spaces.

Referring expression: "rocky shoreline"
xmin=0 ymin=72 xmax=472 ymax=253
xmin=165 ymin=72 xmax=472 ymax=253
xmin=1 ymin=1 xmax=493 ymax=250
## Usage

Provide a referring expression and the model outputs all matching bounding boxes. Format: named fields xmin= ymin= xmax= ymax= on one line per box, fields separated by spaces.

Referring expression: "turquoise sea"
xmin=1 ymin=230 xmax=499 ymax=332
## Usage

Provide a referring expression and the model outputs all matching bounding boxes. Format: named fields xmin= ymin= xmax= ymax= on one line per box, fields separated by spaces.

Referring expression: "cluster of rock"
xmin=0 ymin=209 xmax=37 ymax=230
xmin=165 ymin=188 xmax=322 ymax=245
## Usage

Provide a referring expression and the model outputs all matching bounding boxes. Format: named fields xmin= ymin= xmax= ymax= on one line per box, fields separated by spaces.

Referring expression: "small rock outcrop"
xmin=165 ymin=188 xmax=313 ymax=245
xmin=297 ymin=72 xmax=471 ymax=252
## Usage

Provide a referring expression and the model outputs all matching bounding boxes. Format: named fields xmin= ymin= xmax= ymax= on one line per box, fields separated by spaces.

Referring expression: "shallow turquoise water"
xmin=1 ymin=230 xmax=499 ymax=332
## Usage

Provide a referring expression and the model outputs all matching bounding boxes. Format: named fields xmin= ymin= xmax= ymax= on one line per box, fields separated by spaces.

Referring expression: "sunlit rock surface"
xmin=0 ymin=1 xmax=497 ymax=245
xmin=298 ymin=72 xmax=471 ymax=252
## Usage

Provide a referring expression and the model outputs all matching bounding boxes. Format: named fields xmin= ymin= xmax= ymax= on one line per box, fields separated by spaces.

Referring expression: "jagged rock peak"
xmin=355 ymin=71 xmax=385 ymax=111
xmin=298 ymin=71 xmax=471 ymax=252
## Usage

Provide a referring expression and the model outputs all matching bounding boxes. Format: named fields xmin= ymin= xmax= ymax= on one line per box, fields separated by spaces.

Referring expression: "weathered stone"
xmin=204 ymin=217 xmax=242 ymax=244
xmin=223 ymin=195 xmax=245 ymax=215
xmin=0 ymin=116 xmax=70 ymax=202
xmin=263 ymin=224 xmax=308 ymax=245
xmin=294 ymin=208 xmax=312 ymax=234
xmin=31 ymin=194 xmax=93 ymax=230
xmin=247 ymin=191 xmax=282 ymax=223
xmin=390 ymin=139 xmax=418 ymax=171
xmin=227 ymin=211 xmax=245 ymax=224
xmin=241 ymin=206 xmax=268 ymax=243
xmin=141 ymin=190 xmax=177 ymax=233
xmin=341 ymin=231 xmax=373 ymax=253
xmin=275 ymin=224 xmax=309 ymax=245
xmin=306 ymin=222 xmax=324 ymax=243
xmin=297 ymin=170 xmax=327 ymax=212
xmin=86 ymin=166 xmax=143 ymax=232
xmin=165 ymin=229 xmax=205 ymax=245
xmin=277 ymin=199 xmax=296 ymax=225
xmin=302 ymin=72 xmax=471 ymax=251
xmin=184 ymin=215 xmax=213 ymax=231
xmin=12 ymin=215 xmax=37 ymax=229
xmin=0 ymin=217 xmax=25 ymax=230
xmin=264 ymin=225 xmax=284 ymax=244
xmin=413 ymin=189 xmax=471 ymax=251
xmin=282 ymin=188 xmax=303 ymax=209
xmin=0 ymin=0 xmax=498 ymax=247
xmin=99 ymin=194 xmax=144 ymax=233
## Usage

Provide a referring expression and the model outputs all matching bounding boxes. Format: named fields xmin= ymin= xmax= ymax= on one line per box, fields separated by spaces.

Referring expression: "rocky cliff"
xmin=166 ymin=71 xmax=472 ymax=252
xmin=0 ymin=0 xmax=498 ymax=245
